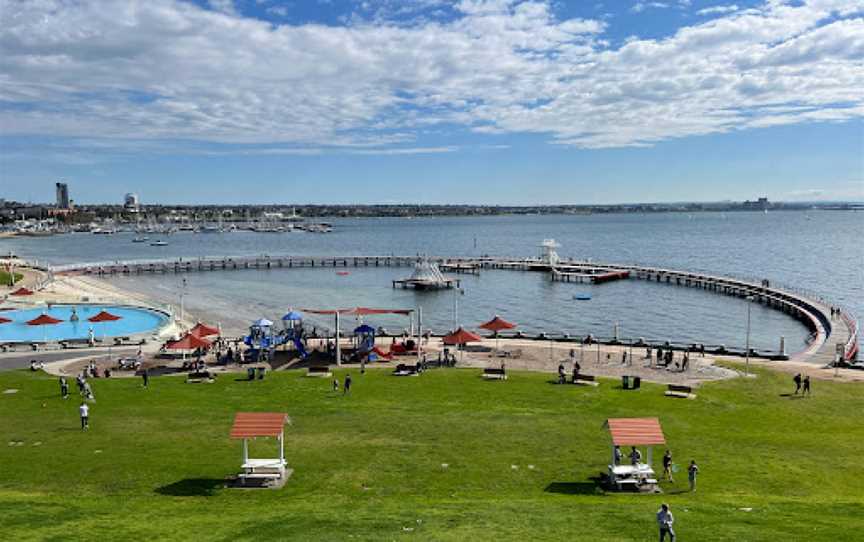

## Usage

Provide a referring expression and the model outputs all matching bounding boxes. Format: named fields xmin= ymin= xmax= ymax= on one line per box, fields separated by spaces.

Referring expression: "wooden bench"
xmin=186 ymin=370 xmax=216 ymax=384
xmin=59 ymin=338 xmax=100 ymax=349
xmin=114 ymin=336 xmax=146 ymax=346
xmin=573 ymin=374 xmax=599 ymax=387
xmin=665 ymin=384 xmax=696 ymax=399
xmin=393 ymin=363 xmax=419 ymax=376
xmin=306 ymin=365 xmax=332 ymax=378
xmin=482 ymin=367 xmax=507 ymax=380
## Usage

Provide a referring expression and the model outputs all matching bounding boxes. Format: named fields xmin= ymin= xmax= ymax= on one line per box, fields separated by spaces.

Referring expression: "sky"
xmin=1 ymin=0 xmax=862 ymax=205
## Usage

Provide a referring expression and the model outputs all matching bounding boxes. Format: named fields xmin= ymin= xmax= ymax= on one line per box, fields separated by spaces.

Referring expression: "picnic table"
xmin=608 ymin=463 xmax=658 ymax=490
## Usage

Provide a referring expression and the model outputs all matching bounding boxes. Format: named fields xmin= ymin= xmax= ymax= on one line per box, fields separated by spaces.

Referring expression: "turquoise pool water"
xmin=0 ymin=305 xmax=169 ymax=343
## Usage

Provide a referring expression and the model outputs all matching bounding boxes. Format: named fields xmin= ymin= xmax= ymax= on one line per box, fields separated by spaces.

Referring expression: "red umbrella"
xmin=479 ymin=315 xmax=516 ymax=333
xmin=442 ymin=327 xmax=482 ymax=345
xmin=165 ymin=334 xmax=211 ymax=350
xmin=27 ymin=314 xmax=63 ymax=326
xmin=88 ymin=310 xmax=122 ymax=323
xmin=0 ymin=316 xmax=12 ymax=324
xmin=189 ymin=322 xmax=219 ymax=338
xmin=11 ymin=287 xmax=34 ymax=296
xmin=479 ymin=315 xmax=517 ymax=351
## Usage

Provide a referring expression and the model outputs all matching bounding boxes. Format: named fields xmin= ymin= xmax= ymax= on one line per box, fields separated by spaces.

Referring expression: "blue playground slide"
xmin=293 ymin=337 xmax=308 ymax=358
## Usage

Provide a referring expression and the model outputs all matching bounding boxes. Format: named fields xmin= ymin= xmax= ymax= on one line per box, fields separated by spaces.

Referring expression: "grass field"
xmin=1 ymin=365 xmax=862 ymax=541
xmin=0 ymin=270 xmax=24 ymax=286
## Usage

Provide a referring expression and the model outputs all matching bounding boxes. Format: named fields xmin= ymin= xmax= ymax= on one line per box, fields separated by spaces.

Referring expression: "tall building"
xmin=55 ymin=182 xmax=70 ymax=209
xmin=124 ymin=192 xmax=140 ymax=212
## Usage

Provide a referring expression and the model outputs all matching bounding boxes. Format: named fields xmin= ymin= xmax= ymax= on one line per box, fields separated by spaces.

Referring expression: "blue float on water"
xmin=573 ymin=293 xmax=592 ymax=301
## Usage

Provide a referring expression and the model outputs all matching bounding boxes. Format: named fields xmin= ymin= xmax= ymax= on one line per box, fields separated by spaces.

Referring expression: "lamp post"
xmin=745 ymin=295 xmax=754 ymax=376
xmin=452 ymin=287 xmax=464 ymax=330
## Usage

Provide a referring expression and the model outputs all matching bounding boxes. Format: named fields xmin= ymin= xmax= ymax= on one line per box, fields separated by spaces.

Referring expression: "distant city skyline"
xmin=1 ymin=0 xmax=862 ymax=204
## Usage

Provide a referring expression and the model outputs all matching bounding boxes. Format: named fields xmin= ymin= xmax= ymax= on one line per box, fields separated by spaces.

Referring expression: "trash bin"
xmin=622 ymin=375 xmax=630 ymax=389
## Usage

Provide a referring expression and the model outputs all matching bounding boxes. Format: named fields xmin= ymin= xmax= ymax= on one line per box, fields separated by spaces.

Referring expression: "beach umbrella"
xmin=252 ymin=318 xmax=273 ymax=328
xmin=27 ymin=313 xmax=63 ymax=344
xmin=442 ymin=327 xmax=482 ymax=345
xmin=479 ymin=315 xmax=517 ymax=351
xmin=88 ymin=310 xmax=122 ymax=323
xmin=10 ymin=287 xmax=34 ymax=296
xmin=442 ymin=327 xmax=482 ymax=363
xmin=189 ymin=322 xmax=220 ymax=338
xmin=26 ymin=314 xmax=63 ymax=326
xmin=0 ymin=316 xmax=12 ymax=324
xmin=88 ymin=310 xmax=123 ymax=357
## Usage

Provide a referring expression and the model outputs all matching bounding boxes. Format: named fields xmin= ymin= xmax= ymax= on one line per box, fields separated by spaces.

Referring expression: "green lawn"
xmin=0 ymin=270 xmax=23 ymax=286
xmin=0 ymin=366 xmax=861 ymax=541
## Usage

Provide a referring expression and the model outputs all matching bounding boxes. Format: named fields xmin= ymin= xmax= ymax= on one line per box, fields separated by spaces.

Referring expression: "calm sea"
xmin=3 ymin=211 xmax=862 ymax=355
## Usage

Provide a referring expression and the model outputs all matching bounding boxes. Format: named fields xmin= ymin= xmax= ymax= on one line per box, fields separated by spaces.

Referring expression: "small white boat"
xmin=573 ymin=293 xmax=592 ymax=301
xmin=150 ymin=240 xmax=168 ymax=247
xmin=132 ymin=236 xmax=149 ymax=243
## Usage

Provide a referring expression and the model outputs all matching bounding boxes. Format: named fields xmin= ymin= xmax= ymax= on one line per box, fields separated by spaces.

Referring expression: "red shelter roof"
xmin=442 ymin=327 xmax=482 ymax=345
xmin=605 ymin=418 xmax=666 ymax=446
xmin=165 ymin=334 xmax=211 ymax=350
xmin=479 ymin=315 xmax=517 ymax=332
xmin=26 ymin=314 xmax=63 ymax=326
xmin=88 ymin=310 xmax=122 ymax=323
xmin=189 ymin=322 xmax=220 ymax=338
xmin=230 ymin=412 xmax=290 ymax=439
xmin=10 ymin=287 xmax=34 ymax=296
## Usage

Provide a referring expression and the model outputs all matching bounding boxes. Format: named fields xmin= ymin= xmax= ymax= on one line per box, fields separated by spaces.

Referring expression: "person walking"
xmin=803 ymin=375 xmax=811 ymax=396
xmin=332 ymin=378 xmax=339 ymax=393
xmin=662 ymin=450 xmax=674 ymax=482
xmin=657 ymin=503 xmax=675 ymax=541
xmin=59 ymin=377 xmax=69 ymax=399
xmin=793 ymin=373 xmax=802 ymax=394
xmin=142 ymin=368 xmax=149 ymax=388
xmin=688 ymin=460 xmax=700 ymax=492
xmin=344 ymin=373 xmax=352 ymax=394
xmin=79 ymin=402 xmax=90 ymax=430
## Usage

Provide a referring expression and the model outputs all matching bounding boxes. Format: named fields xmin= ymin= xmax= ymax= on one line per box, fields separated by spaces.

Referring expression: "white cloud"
xmin=0 ymin=0 xmax=861 ymax=153
xmin=697 ymin=5 xmax=739 ymax=16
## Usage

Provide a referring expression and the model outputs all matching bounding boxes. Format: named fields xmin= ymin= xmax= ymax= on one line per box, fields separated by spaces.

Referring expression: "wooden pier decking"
xmin=47 ymin=254 xmax=857 ymax=364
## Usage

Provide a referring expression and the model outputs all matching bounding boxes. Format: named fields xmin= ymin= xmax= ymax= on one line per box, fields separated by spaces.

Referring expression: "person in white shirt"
xmin=657 ymin=503 xmax=675 ymax=541
xmin=79 ymin=402 xmax=89 ymax=430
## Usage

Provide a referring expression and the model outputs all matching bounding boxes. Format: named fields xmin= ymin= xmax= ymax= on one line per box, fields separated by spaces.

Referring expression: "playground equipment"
xmin=353 ymin=323 xmax=377 ymax=361
xmin=244 ymin=318 xmax=282 ymax=362
xmin=281 ymin=310 xmax=308 ymax=358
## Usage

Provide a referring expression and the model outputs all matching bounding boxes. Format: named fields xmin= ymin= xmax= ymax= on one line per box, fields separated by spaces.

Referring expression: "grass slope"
xmin=0 ymin=366 xmax=862 ymax=541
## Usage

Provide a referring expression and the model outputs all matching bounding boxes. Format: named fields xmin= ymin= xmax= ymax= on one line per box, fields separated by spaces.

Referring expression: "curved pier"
xmin=46 ymin=254 xmax=858 ymax=364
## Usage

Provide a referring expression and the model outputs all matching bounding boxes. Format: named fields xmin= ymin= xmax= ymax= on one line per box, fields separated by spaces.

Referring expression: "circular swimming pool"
xmin=0 ymin=305 xmax=169 ymax=343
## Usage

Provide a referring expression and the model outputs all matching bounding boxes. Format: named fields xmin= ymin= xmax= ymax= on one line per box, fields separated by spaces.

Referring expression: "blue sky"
xmin=1 ymin=0 xmax=862 ymax=205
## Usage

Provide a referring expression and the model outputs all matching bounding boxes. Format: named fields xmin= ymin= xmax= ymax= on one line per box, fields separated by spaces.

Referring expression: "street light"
xmin=745 ymin=295 xmax=754 ymax=376
xmin=452 ymin=287 xmax=464 ymax=330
